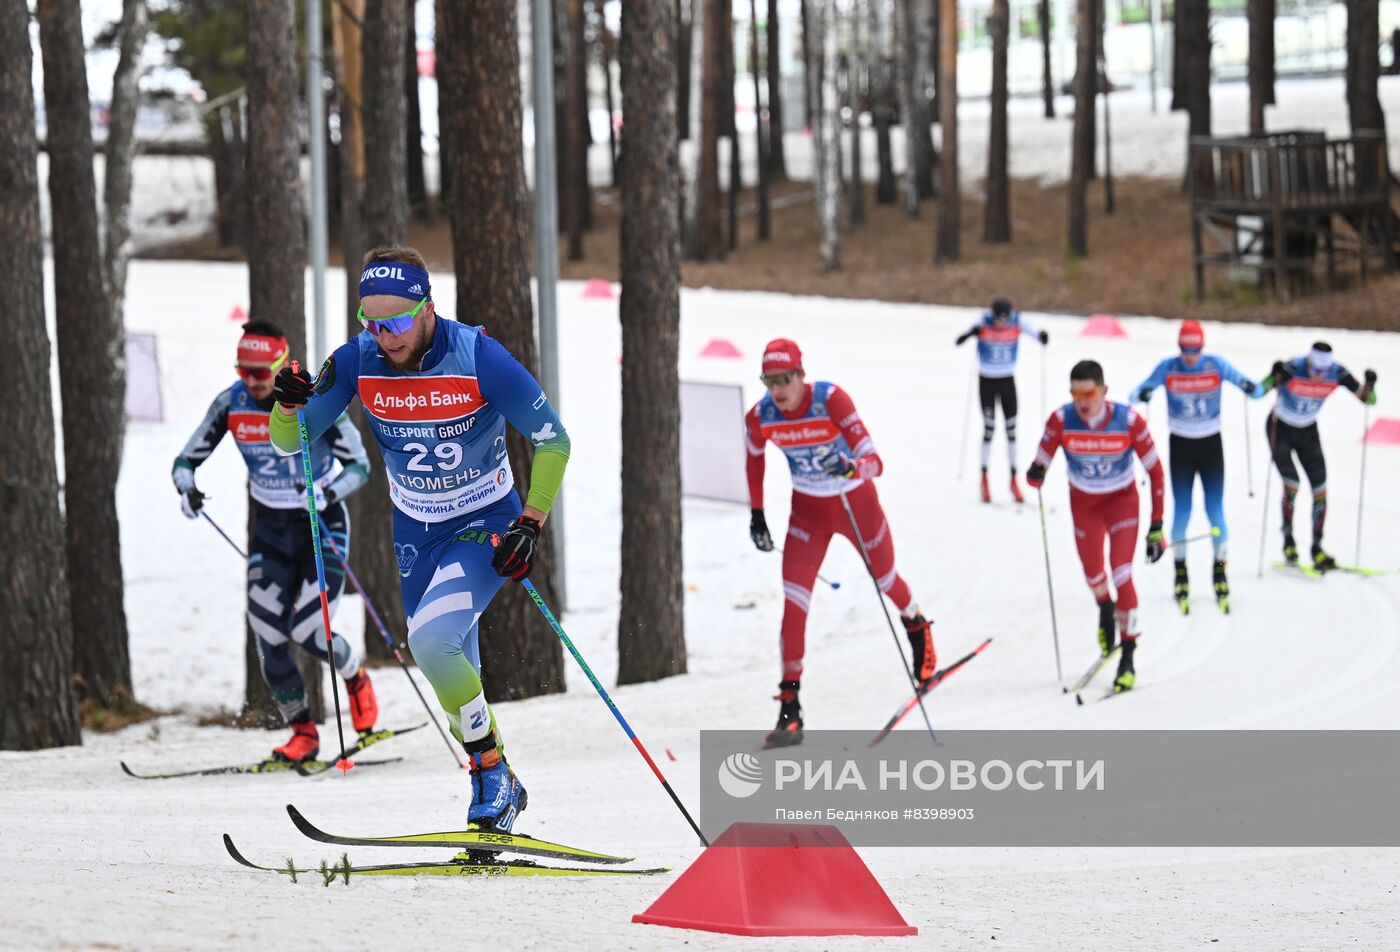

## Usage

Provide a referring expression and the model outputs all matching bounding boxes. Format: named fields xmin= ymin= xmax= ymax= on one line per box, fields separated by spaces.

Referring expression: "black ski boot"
xmin=1113 ymin=639 xmax=1137 ymax=693
xmin=1096 ymin=599 xmax=1116 ymax=656
xmin=1173 ymin=562 xmax=1190 ymax=615
xmin=1213 ymin=560 xmax=1230 ymax=613
xmin=1282 ymin=533 xmax=1299 ymax=564
xmin=764 ymin=680 xmax=803 ymax=748
xmin=1312 ymin=543 xmax=1337 ymax=573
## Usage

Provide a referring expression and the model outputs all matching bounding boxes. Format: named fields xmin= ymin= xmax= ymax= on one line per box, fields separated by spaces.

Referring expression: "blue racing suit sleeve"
xmin=269 ymin=340 xmax=362 ymax=456
xmin=475 ymin=331 xmax=570 ymax=512
xmin=1133 ymin=359 xmax=1170 ymax=402
xmin=1214 ymin=356 xmax=1263 ymax=399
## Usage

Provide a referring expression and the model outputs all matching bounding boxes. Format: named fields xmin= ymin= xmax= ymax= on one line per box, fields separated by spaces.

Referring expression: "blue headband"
xmin=359 ymin=261 xmax=431 ymax=302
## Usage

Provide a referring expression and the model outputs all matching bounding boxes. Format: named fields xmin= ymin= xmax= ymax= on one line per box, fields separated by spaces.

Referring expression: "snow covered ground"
xmin=4 ymin=262 xmax=1400 ymax=950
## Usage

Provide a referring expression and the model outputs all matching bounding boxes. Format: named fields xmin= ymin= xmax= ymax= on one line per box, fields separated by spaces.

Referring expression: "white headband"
xmin=1307 ymin=347 xmax=1334 ymax=372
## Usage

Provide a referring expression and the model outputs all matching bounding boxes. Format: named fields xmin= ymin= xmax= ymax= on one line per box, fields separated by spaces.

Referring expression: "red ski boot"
xmin=345 ymin=667 xmax=379 ymax=734
xmin=273 ymin=719 xmax=320 ymax=763
xmin=1009 ymin=473 xmax=1025 ymax=503
xmin=979 ymin=470 xmax=991 ymax=503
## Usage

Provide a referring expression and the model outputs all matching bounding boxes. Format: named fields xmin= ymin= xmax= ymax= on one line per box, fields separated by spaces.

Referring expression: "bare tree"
xmin=1038 ymin=0 xmax=1054 ymax=118
xmin=724 ymin=5 xmax=740 ymax=251
xmin=1248 ymin=0 xmax=1269 ymax=134
xmin=689 ymin=0 xmax=724 ymax=260
xmin=405 ymin=3 xmax=427 ymax=218
xmin=595 ymin=0 xmax=619 ymax=186
xmin=38 ymin=0 xmax=134 ymax=713
xmin=561 ymin=0 xmax=592 ymax=259
xmin=871 ymin=0 xmax=896 ymax=203
xmin=103 ymin=0 xmax=149 ymax=331
xmin=1346 ymin=0 xmax=1385 ymax=138
xmin=0 ymin=0 xmax=81 ymax=750
xmin=899 ymin=0 xmax=934 ymax=215
xmin=438 ymin=0 xmax=565 ymax=699
xmin=766 ymin=0 xmax=787 ymax=178
xmin=351 ymin=0 xmax=411 ymax=668
xmin=934 ymin=0 xmax=958 ymax=261
xmin=749 ymin=0 xmax=771 ymax=239
xmin=1068 ymin=0 xmax=1094 ymax=257
xmin=983 ymin=0 xmax=1010 ymax=244
xmin=682 ymin=0 xmax=705 ymax=248
xmin=617 ymin=0 xmax=688 ymax=685
xmin=813 ymin=0 xmax=842 ymax=269
xmin=848 ymin=2 xmax=866 ymax=229
xmin=1178 ymin=0 xmax=1211 ymax=141
xmin=244 ymin=0 xmax=324 ymax=723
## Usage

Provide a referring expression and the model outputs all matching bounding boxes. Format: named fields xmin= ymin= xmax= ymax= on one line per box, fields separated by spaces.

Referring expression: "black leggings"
xmin=979 ymin=375 xmax=1018 ymax=472
xmin=1266 ymin=414 xmax=1327 ymax=542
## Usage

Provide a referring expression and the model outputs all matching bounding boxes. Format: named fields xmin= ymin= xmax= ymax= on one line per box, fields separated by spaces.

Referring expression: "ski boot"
xmin=345 ymin=666 xmax=379 ymax=734
xmin=466 ymin=733 xmax=527 ymax=833
xmin=273 ymin=718 xmax=320 ymax=763
xmin=1009 ymin=473 xmax=1025 ymax=504
xmin=1282 ymin=533 xmax=1299 ymax=565
xmin=1213 ymin=560 xmax=1230 ymax=614
xmin=979 ymin=469 xmax=992 ymax=504
xmin=1096 ymin=599 xmax=1117 ymax=657
xmin=902 ymin=613 xmax=938 ymax=690
xmin=1312 ymin=544 xmax=1337 ymax=573
xmin=1113 ymin=639 xmax=1137 ymax=693
xmin=1173 ymin=562 xmax=1190 ymax=615
xmin=764 ymin=680 xmax=804 ymax=748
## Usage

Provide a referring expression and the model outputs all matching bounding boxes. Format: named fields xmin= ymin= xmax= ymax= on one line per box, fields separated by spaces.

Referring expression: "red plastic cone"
xmin=228 ymin=304 xmax=248 ymax=323
xmin=1081 ymin=314 xmax=1127 ymax=337
xmin=581 ymin=279 xmax=615 ymax=299
xmin=632 ymin=823 xmax=917 ymax=937
xmin=1362 ymin=417 xmax=1400 ymax=446
xmin=699 ymin=338 xmax=743 ymax=358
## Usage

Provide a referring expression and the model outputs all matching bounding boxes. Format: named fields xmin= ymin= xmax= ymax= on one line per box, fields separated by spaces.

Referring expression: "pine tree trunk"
xmin=598 ymin=2 xmax=619 ymax=187
xmin=1263 ymin=0 xmax=1275 ymax=105
xmin=209 ymin=107 xmax=247 ymax=247
xmin=983 ymin=0 xmax=1011 ymax=244
xmin=1347 ymin=0 xmax=1385 ymax=138
xmin=1170 ymin=0 xmax=1184 ymax=112
xmin=897 ymin=0 xmax=925 ymax=215
xmin=800 ymin=0 xmax=813 ymax=127
xmin=750 ymin=0 xmax=771 ymax=238
xmin=934 ymin=0 xmax=958 ymax=262
xmin=849 ymin=4 xmax=866 ymax=229
xmin=617 ymin=0 xmax=688 ymax=686
xmin=38 ymin=0 xmax=134 ymax=713
xmin=438 ymin=0 xmax=565 ymax=701
xmin=872 ymin=0 xmax=896 ymax=203
xmin=0 ymin=0 xmax=82 ymax=750
xmin=1179 ymin=0 xmax=1210 ymax=139
xmin=355 ymin=0 xmax=410 ymax=669
xmin=766 ymin=0 xmax=788 ymax=178
xmin=691 ymin=0 xmax=724 ymax=261
xmin=1248 ymin=0 xmax=1267 ymax=134
xmin=245 ymin=0 xmax=321 ymax=723
xmin=724 ymin=5 xmax=740 ymax=252
xmin=1039 ymin=0 xmax=1054 ymax=118
xmin=677 ymin=0 xmax=693 ymax=141
xmin=565 ymin=0 xmax=592 ymax=248
xmin=814 ymin=0 xmax=843 ymax=271
xmin=1068 ymin=0 xmax=1094 ymax=257
xmin=405 ymin=5 xmax=427 ymax=218
xmin=103 ymin=0 xmax=148 ymax=331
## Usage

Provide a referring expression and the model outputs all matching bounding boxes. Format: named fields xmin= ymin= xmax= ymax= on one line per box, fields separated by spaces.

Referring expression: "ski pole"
xmin=775 ymin=547 xmax=840 ymax=589
xmin=1159 ymin=525 xmax=1222 ymax=556
xmin=1257 ymin=407 xmax=1279 ymax=578
xmin=957 ymin=353 xmax=977 ymax=481
xmin=1356 ymin=403 xmax=1371 ymax=566
xmin=201 ymin=510 xmax=248 ymax=559
xmin=1035 ymin=487 xmax=1064 ymax=682
xmin=316 ymin=514 xmax=468 ymax=771
xmin=518 ymin=577 xmax=709 ymax=847
xmin=1243 ymin=390 xmax=1255 ymax=498
xmin=1040 ymin=338 xmax=1047 ymax=424
xmin=837 ymin=489 xmax=939 ymax=746
xmin=294 ymin=395 xmax=353 ymax=773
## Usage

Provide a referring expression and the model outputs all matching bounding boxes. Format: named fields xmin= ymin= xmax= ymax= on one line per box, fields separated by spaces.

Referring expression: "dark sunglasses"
xmin=761 ymin=371 xmax=797 ymax=387
xmin=236 ymin=364 xmax=275 ymax=381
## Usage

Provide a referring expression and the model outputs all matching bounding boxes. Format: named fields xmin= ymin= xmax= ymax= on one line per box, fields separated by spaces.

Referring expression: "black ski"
xmin=119 ymin=724 xmax=425 ymax=780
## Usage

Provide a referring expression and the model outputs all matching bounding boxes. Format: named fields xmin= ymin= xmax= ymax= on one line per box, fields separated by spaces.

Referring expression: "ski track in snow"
xmin=5 ymin=262 xmax=1400 ymax=950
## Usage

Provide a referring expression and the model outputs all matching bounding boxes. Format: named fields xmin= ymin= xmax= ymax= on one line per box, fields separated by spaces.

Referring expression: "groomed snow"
xmin=4 ymin=261 xmax=1398 ymax=950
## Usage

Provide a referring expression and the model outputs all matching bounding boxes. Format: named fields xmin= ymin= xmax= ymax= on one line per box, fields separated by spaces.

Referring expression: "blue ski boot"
xmin=466 ymin=735 xmax=527 ymax=833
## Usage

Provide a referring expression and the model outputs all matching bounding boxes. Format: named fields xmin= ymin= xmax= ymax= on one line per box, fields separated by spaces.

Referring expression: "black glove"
xmin=1365 ymin=369 xmax=1378 ymax=385
xmin=1038 ymin=330 xmax=1049 ymax=345
xmin=749 ymin=509 xmax=774 ymax=552
xmin=273 ymin=364 xmax=315 ymax=408
xmin=817 ymin=451 xmax=853 ymax=478
xmin=179 ymin=487 xmax=205 ymax=520
xmin=1135 ymin=388 xmax=1152 ymax=403
xmin=955 ymin=330 xmax=975 ymax=346
xmin=1271 ymin=360 xmax=1292 ymax=382
xmin=491 ymin=516 xmax=541 ymax=580
xmin=1145 ymin=520 xmax=1165 ymax=563
xmin=1241 ymin=379 xmax=1257 ymax=396
xmin=1025 ymin=461 xmax=1046 ymax=489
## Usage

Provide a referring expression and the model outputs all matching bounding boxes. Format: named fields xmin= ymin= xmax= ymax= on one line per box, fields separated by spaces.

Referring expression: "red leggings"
xmin=780 ymin=481 xmax=913 ymax=680
xmin=1069 ymin=486 xmax=1141 ymax=637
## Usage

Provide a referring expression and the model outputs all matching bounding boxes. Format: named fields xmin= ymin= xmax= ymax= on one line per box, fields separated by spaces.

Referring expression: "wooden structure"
xmin=1188 ymin=131 xmax=1396 ymax=302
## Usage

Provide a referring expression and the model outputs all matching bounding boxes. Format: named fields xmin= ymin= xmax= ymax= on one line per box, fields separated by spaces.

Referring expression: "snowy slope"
xmin=4 ymin=262 xmax=1399 ymax=950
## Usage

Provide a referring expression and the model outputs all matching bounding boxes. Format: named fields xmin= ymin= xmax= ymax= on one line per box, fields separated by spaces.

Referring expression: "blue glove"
xmin=817 ymin=452 xmax=853 ymax=478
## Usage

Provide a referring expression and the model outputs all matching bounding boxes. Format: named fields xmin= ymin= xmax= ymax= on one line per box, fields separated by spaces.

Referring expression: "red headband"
xmin=237 ymin=334 xmax=289 ymax=369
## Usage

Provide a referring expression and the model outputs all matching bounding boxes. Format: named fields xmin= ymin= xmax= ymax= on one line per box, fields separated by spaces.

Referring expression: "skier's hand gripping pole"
xmin=291 ymin=371 xmax=353 ymax=774
xmin=515 ymin=574 xmax=709 ymax=847
xmin=837 ymin=489 xmax=940 ymax=746
xmin=316 ymin=514 xmax=468 ymax=771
